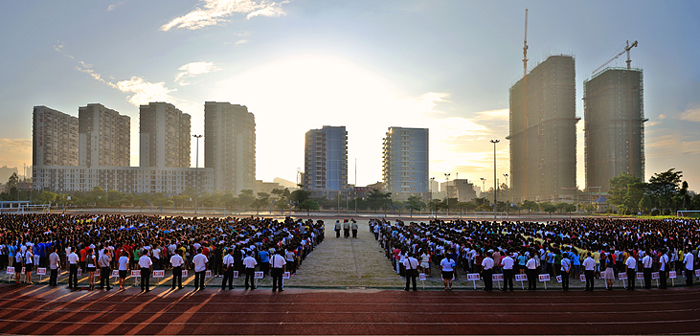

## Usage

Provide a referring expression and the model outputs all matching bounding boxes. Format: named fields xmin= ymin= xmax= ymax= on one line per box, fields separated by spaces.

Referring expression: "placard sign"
xmin=182 ymin=270 xmax=188 ymax=277
xmin=556 ymin=275 xmax=562 ymax=283
xmin=131 ymin=270 xmax=141 ymax=277
xmin=695 ymin=270 xmax=700 ymax=277
xmin=618 ymin=272 xmax=627 ymax=280
xmin=580 ymin=274 xmax=586 ymax=282
xmin=636 ymin=272 xmax=644 ymax=280
xmin=6 ymin=267 xmax=14 ymax=274
xmin=77 ymin=269 xmax=82 ymax=277
xmin=36 ymin=268 xmax=47 ymax=276
xmin=419 ymin=273 xmax=427 ymax=281
xmin=652 ymin=272 xmax=660 ymax=280
xmin=538 ymin=274 xmax=550 ymax=282
xmin=467 ymin=273 xmax=480 ymax=281
xmin=94 ymin=273 xmax=100 ymax=280
xmin=515 ymin=274 xmax=527 ymax=282
xmin=112 ymin=270 xmax=120 ymax=277
xmin=205 ymin=270 xmax=212 ymax=278
xmin=669 ymin=271 xmax=676 ymax=279
xmin=233 ymin=271 xmax=239 ymax=278
xmin=283 ymin=272 xmax=291 ymax=280
xmin=254 ymin=271 xmax=264 ymax=279
xmin=492 ymin=274 xmax=504 ymax=281
xmin=153 ymin=270 xmax=165 ymax=278
xmin=21 ymin=267 xmax=26 ymax=275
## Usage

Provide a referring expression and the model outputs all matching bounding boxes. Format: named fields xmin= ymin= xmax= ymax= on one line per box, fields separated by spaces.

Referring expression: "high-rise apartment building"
xmin=508 ymin=55 xmax=579 ymax=203
xmin=304 ymin=126 xmax=348 ymax=196
xmin=382 ymin=127 xmax=429 ymax=200
xmin=584 ymin=68 xmax=645 ymax=193
xmin=139 ymin=102 xmax=191 ymax=168
xmin=32 ymin=106 xmax=79 ymax=167
xmin=78 ymin=103 xmax=130 ymax=167
xmin=204 ymin=102 xmax=256 ymax=194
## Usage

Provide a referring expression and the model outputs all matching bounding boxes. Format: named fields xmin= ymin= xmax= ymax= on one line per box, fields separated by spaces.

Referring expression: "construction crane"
xmin=522 ymin=8 xmax=529 ymax=199
xmin=523 ymin=9 xmax=529 ymax=77
xmin=592 ymin=40 xmax=638 ymax=75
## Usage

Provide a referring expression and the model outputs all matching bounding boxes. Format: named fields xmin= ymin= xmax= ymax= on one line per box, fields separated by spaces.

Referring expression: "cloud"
xmin=116 ymin=77 xmax=175 ymax=106
xmin=175 ymin=61 xmax=221 ymax=86
xmin=682 ymin=140 xmax=700 ymax=155
xmin=680 ymin=104 xmax=700 ymax=122
xmin=107 ymin=1 xmax=127 ymax=11
xmin=53 ymin=40 xmax=74 ymax=59
xmin=234 ymin=39 xmax=248 ymax=46
xmin=161 ymin=0 xmax=290 ymax=31
xmin=475 ymin=108 xmax=509 ymax=121
xmin=0 ymin=139 xmax=32 ymax=168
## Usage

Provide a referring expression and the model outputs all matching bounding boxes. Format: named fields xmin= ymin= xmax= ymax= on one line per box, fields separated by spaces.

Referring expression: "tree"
xmin=638 ymin=194 xmax=653 ymax=214
xmin=521 ymin=200 xmax=539 ymax=213
xmin=298 ymin=199 xmax=319 ymax=216
xmin=366 ymin=190 xmax=392 ymax=210
xmin=237 ymin=190 xmax=255 ymax=210
xmin=608 ymin=172 xmax=645 ymax=212
xmin=406 ymin=195 xmax=423 ymax=217
xmin=647 ymin=168 xmax=683 ymax=212
xmin=540 ymin=202 xmax=556 ymax=217
xmin=251 ymin=193 xmax=270 ymax=215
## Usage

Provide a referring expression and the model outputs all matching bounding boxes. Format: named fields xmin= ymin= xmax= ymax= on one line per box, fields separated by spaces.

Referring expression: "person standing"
xmin=351 ymin=220 xmax=358 ymax=239
xmin=138 ymin=249 xmax=153 ymax=292
xmin=625 ymin=251 xmax=637 ymax=290
xmin=642 ymin=250 xmax=653 ymax=289
xmin=683 ymin=248 xmax=694 ymax=287
xmin=481 ymin=251 xmax=495 ymax=291
xmin=334 ymin=221 xmax=341 ymax=238
xmin=659 ymin=249 xmax=670 ymax=289
xmin=170 ymin=250 xmax=185 ymax=290
xmin=192 ymin=248 xmax=208 ymax=291
xmin=98 ymin=247 xmax=112 ymax=290
xmin=501 ymin=251 xmax=514 ymax=292
xmin=49 ymin=248 xmax=60 ymax=287
xmin=258 ymin=249 xmax=270 ymax=278
xmin=603 ymin=252 xmax=615 ymax=290
xmin=221 ymin=249 xmax=235 ymax=290
xmin=270 ymin=250 xmax=286 ymax=292
xmin=117 ymin=251 xmax=130 ymax=290
xmin=404 ymin=253 xmax=419 ymax=291
xmin=559 ymin=253 xmax=572 ymax=291
xmin=440 ymin=254 xmax=456 ymax=291
xmin=526 ymin=253 xmax=538 ymax=290
xmin=67 ymin=247 xmax=79 ymax=290
xmin=582 ymin=252 xmax=596 ymax=291
xmin=24 ymin=246 xmax=34 ymax=285
xmin=343 ymin=220 xmax=350 ymax=238
xmin=243 ymin=250 xmax=258 ymax=290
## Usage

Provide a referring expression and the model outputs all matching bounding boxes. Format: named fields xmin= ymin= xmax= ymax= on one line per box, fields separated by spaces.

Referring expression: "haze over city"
xmin=1 ymin=1 xmax=699 ymax=191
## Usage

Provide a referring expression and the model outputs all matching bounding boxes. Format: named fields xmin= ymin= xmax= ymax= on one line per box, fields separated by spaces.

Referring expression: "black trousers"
xmin=405 ymin=269 xmax=417 ymax=290
xmin=627 ymin=269 xmax=636 ymax=289
xmin=660 ymin=270 xmax=668 ymax=289
xmin=503 ymin=269 xmax=514 ymax=291
xmin=527 ymin=269 xmax=537 ymax=289
xmin=344 ymin=229 xmax=349 ymax=238
xmin=482 ymin=269 xmax=493 ymax=290
xmin=260 ymin=263 xmax=269 ymax=276
xmin=222 ymin=267 xmax=234 ymax=289
xmin=271 ymin=268 xmax=284 ymax=291
xmin=644 ymin=268 xmax=652 ymax=289
xmin=585 ymin=270 xmax=594 ymax=291
xmin=140 ymin=268 xmax=150 ymax=291
xmin=352 ymin=229 xmax=357 ymax=238
xmin=244 ymin=268 xmax=255 ymax=289
xmin=49 ymin=268 xmax=58 ymax=286
xmin=335 ymin=229 xmax=340 ymax=238
xmin=100 ymin=267 xmax=111 ymax=289
xmin=194 ymin=271 xmax=205 ymax=289
xmin=686 ymin=269 xmax=693 ymax=287
xmin=69 ymin=264 xmax=78 ymax=288
xmin=561 ymin=271 xmax=570 ymax=290
xmin=172 ymin=266 xmax=182 ymax=289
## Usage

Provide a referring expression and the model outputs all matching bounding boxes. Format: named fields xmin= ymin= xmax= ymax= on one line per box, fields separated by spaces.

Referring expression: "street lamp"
xmin=490 ymin=139 xmax=500 ymax=219
xmin=444 ymin=173 xmax=450 ymax=218
xmin=503 ymin=173 xmax=509 ymax=214
xmin=193 ymin=134 xmax=202 ymax=216
xmin=430 ymin=177 xmax=435 ymax=217
xmin=480 ymin=177 xmax=486 ymax=197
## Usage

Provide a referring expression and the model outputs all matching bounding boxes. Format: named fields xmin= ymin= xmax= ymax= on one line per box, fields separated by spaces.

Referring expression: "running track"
xmin=0 ymin=284 xmax=699 ymax=335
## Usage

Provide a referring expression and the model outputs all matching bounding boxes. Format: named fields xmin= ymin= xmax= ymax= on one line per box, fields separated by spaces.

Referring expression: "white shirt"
xmin=440 ymin=257 xmax=455 ymax=272
xmin=270 ymin=254 xmax=286 ymax=268
xmin=193 ymin=253 xmax=208 ymax=272
xmin=170 ymin=254 xmax=184 ymax=268
xmin=582 ymin=257 xmax=595 ymax=271
xmin=138 ymin=255 xmax=152 ymax=269
xmin=526 ymin=258 xmax=537 ymax=270
xmin=68 ymin=252 xmax=79 ymax=264
xmin=683 ymin=253 xmax=694 ymax=270
xmin=642 ymin=255 xmax=653 ymax=269
xmin=403 ymin=257 xmax=419 ymax=270
xmin=481 ymin=257 xmax=494 ymax=270
xmin=501 ymin=256 xmax=514 ymax=270
xmin=244 ymin=256 xmax=257 ymax=268
xmin=625 ymin=256 xmax=636 ymax=270
xmin=222 ymin=254 xmax=234 ymax=267
xmin=118 ymin=256 xmax=129 ymax=270
xmin=659 ymin=254 xmax=669 ymax=271
xmin=561 ymin=257 xmax=572 ymax=272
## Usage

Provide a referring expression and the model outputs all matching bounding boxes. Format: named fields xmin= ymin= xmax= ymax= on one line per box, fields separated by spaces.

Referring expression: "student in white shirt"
xmin=526 ymin=254 xmax=538 ymax=290
xmin=403 ymin=253 xmax=419 ymax=291
xmin=138 ymin=249 xmax=153 ymax=292
xmin=683 ymin=250 xmax=694 ymax=287
xmin=642 ymin=250 xmax=654 ymax=289
xmin=270 ymin=250 xmax=286 ymax=292
xmin=170 ymin=250 xmax=185 ymax=290
xmin=659 ymin=249 xmax=670 ymax=289
xmin=221 ymin=249 xmax=235 ymax=290
xmin=192 ymin=248 xmax=208 ymax=290
xmin=481 ymin=252 xmax=495 ymax=291
xmin=118 ymin=251 xmax=130 ymax=290
xmin=582 ymin=252 xmax=596 ymax=291
xmin=625 ymin=251 xmax=637 ymax=291
xmin=500 ymin=251 xmax=515 ymax=292
xmin=243 ymin=250 xmax=258 ymax=290
xmin=67 ymin=247 xmax=80 ymax=290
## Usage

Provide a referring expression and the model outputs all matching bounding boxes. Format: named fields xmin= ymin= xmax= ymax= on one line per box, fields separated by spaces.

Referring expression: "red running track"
xmin=0 ymin=284 xmax=698 ymax=335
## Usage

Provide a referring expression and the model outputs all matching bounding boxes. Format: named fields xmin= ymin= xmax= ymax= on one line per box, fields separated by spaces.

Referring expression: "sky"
xmin=1 ymin=0 xmax=699 ymax=192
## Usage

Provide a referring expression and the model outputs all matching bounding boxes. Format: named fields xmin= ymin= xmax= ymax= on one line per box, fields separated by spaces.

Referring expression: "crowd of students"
xmin=374 ymin=217 xmax=700 ymax=291
xmin=0 ymin=214 xmax=324 ymax=291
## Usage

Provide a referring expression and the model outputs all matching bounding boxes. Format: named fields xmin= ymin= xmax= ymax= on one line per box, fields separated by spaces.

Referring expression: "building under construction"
xmin=584 ymin=68 xmax=645 ymax=193
xmin=508 ymin=55 xmax=579 ymax=203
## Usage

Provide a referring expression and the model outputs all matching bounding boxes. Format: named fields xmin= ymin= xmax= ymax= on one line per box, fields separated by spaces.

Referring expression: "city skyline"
xmin=1 ymin=1 xmax=699 ymax=191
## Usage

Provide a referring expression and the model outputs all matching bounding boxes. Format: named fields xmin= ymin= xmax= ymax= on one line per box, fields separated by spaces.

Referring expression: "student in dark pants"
xmin=243 ymin=251 xmax=258 ymax=289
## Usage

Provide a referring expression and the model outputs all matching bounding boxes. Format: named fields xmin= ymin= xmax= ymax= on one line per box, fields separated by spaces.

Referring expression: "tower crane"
xmin=592 ymin=40 xmax=638 ymax=75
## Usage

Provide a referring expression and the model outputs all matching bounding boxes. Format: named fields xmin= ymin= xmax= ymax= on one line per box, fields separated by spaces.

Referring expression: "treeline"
xmin=607 ymin=168 xmax=699 ymax=215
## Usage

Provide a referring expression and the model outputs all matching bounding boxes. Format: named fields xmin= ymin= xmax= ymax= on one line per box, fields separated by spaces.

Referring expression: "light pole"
xmin=444 ymin=173 xmax=450 ymax=218
xmin=430 ymin=177 xmax=435 ymax=217
xmin=490 ymin=139 xmax=499 ymax=219
xmin=503 ymin=173 xmax=509 ymax=214
xmin=193 ymin=134 xmax=202 ymax=216
xmin=480 ymin=178 xmax=486 ymax=197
